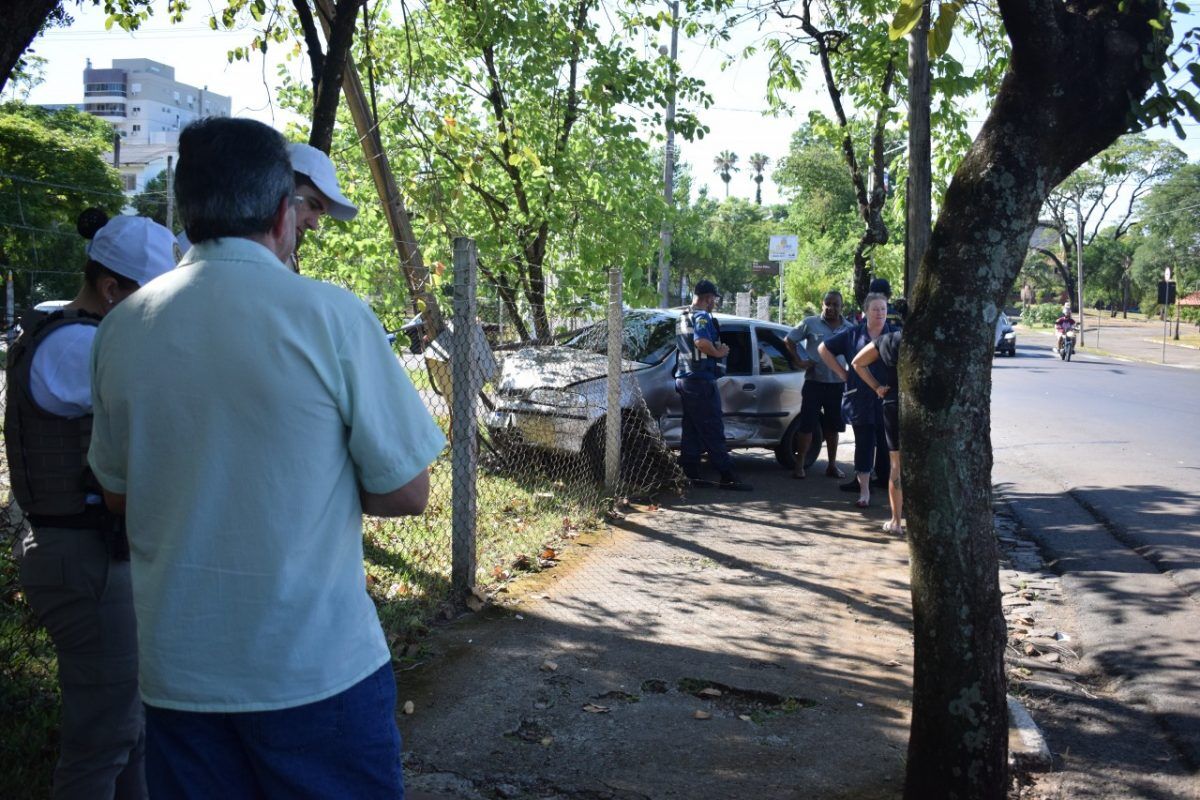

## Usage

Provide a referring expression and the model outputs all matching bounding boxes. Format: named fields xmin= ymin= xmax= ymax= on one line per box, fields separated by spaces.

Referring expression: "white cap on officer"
xmin=87 ymin=215 xmax=176 ymax=286
xmin=288 ymin=143 xmax=358 ymax=221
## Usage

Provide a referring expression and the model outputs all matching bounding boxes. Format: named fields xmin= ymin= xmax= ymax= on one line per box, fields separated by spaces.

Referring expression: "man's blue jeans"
xmin=144 ymin=662 xmax=403 ymax=799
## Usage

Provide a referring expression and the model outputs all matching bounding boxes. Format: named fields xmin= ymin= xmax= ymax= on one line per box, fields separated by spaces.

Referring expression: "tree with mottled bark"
xmin=900 ymin=0 xmax=1179 ymax=795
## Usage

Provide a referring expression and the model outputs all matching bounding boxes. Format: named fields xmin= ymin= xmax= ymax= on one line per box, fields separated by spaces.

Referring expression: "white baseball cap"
xmin=87 ymin=215 xmax=177 ymax=286
xmin=288 ymin=143 xmax=358 ymax=221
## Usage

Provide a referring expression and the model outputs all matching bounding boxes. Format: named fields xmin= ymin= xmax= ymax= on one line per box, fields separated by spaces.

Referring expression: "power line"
xmin=0 ymin=170 xmax=135 ymax=199
xmin=0 ymin=220 xmax=88 ymax=238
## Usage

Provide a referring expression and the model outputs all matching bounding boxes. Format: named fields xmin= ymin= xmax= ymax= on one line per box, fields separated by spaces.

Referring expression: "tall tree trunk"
xmin=905 ymin=0 xmax=931 ymax=301
xmin=901 ymin=0 xmax=1165 ymax=795
xmin=525 ymin=221 xmax=551 ymax=340
xmin=0 ymin=0 xmax=57 ymax=97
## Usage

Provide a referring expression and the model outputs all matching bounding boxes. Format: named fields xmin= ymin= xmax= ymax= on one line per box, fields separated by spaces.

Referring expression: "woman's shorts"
xmin=882 ymin=401 xmax=900 ymax=452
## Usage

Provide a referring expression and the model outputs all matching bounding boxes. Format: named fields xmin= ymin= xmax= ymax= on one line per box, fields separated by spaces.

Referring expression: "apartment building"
xmin=80 ymin=58 xmax=232 ymax=193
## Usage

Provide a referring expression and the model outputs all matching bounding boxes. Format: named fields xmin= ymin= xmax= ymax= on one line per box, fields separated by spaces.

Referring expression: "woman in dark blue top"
xmin=853 ymin=330 xmax=904 ymax=534
xmin=818 ymin=292 xmax=897 ymax=508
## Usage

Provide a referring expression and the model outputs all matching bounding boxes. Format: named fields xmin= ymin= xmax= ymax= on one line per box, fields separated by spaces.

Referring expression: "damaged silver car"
xmin=486 ymin=309 xmax=821 ymax=475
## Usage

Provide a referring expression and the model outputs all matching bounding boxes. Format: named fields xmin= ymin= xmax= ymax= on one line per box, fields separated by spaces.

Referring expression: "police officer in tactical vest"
xmin=5 ymin=210 xmax=174 ymax=799
xmin=675 ymin=280 xmax=751 ymax=491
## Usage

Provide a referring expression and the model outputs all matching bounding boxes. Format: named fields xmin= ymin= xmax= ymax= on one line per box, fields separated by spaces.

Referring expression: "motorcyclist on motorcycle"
xmin=1055 ymin=304 xmax=1077 ymax=353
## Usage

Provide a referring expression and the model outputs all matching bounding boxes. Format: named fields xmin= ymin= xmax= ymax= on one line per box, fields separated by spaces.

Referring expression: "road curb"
xmin=1008 ymin=694 xmax=1053 ymax=771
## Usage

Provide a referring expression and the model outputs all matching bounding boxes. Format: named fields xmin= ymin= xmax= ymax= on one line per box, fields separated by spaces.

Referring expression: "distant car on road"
xmin=994 ymin=312 xmax=1017 ymax=357
xmin=486 ymin=308 xmax=822 ymax=477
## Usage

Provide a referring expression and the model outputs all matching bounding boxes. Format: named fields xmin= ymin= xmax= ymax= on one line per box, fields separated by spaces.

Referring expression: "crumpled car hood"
xmin=496 ymin=347 xmax=654 ymax=393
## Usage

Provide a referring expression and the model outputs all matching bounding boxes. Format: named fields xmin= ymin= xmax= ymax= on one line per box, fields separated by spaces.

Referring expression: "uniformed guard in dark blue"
xmin=675 ymin=280 xmax=750 ymax=491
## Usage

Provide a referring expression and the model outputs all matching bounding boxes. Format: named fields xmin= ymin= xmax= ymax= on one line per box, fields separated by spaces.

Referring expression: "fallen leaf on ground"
xmin=540 ymin=737 xmax=553 ymax=746
xmin=738 ymin=714 xmax=752 ymax=721
xmin=402 ymin=701 xmax=415 ymax=715
xmin=582 ymin=703 xmax=610 ymax=714
xmin=693 ymin=710 xmax=712 ymax=720
xmin=883 ymin=659 xmax=903 ymax=667
xmin=540 ymin=660 xmax=559 ymax=672
xmin=698 ymin=687 xmax=722 ymax=698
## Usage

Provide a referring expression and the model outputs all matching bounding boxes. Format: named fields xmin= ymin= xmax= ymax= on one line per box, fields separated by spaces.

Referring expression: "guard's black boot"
xmin=718 ymin=472 xmax=753 ymax=491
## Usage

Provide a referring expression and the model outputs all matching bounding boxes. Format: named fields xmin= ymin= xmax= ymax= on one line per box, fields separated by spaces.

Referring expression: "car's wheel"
xmin=774 ymin=415 xmax=823 ymax=470
xmin=583 ymin=409 xmax=679 ymax=491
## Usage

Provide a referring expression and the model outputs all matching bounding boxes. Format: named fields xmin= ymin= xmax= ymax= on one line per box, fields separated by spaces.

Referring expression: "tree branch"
xmin=292 ymin=0 xmax=326 ymax=100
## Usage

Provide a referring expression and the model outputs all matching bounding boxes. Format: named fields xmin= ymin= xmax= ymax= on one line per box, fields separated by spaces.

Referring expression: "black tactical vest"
xmin=5 ymin=309 xmax=102 ymax=516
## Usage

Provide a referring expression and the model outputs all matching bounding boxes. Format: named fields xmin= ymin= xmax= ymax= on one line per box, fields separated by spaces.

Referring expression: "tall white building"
xmin=82 ymin=58 xmax=232 ymax=193
xmin=84 ymin=57 xmax=231 ymax=143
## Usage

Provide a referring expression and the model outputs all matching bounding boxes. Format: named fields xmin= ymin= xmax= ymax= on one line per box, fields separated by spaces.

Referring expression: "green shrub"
xmin=1019 ymin=302 xmax=1063 ymax=327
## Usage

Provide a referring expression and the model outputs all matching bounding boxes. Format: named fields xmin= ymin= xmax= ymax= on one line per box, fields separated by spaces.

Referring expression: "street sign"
xmin=751 ymin=262 xmax=779 ymax=276
xmin=1158 ymin=281 xmax=1177 ymax=305
xmin=768 ymin=235 xmax=799 ymax=262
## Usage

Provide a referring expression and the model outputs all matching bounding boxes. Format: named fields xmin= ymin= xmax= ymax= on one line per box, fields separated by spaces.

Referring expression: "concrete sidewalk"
xmin=399 ymin=453 xmax=913 ymax=800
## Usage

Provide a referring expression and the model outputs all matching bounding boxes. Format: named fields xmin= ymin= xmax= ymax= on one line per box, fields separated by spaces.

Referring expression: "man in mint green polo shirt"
xmin=88 ymin=117 xmax=445 ymax=798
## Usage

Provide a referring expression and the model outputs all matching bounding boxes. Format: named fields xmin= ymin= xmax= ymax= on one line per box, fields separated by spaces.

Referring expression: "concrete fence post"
xmin=605 ymin=268 xmax=623 ymax=490
xmin=451 ymin=237 xmax=478 ymax=598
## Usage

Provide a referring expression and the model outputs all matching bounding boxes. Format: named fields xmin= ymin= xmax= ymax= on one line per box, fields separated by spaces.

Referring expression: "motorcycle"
xmin=1058 ymin=328 xmax=1077 ymax=361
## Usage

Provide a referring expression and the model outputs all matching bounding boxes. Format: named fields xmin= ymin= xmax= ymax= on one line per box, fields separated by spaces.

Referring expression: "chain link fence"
xmin=0 ymin=448 xmax=59 ymax=799
xmin=0 ymin=237 xmax=683 ymax=792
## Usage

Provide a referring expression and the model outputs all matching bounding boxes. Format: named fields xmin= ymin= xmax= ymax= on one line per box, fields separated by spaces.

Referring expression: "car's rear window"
xmin=564 ymin=314 xmax=677 ymax=365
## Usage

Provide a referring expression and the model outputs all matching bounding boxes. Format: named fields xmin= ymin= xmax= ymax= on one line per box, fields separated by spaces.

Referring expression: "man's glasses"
xmin=290 ymin=194 xmax=326 ymax=214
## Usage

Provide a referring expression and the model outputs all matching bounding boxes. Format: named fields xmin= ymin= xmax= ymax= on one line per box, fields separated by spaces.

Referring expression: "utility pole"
xmin=657 ymin=0 xmax=679 ymax=309
xmin=165 ymin=155 xmax=175 ymax=232
xmin=1075 ymin=198 xmax=1085 ymax=347
xmin=904 ymin=0 xmax=931 ymax=302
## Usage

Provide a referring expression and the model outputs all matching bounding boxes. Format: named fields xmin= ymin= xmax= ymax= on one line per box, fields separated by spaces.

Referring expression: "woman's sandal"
xmin=882 ymin=521 xmax=904 ymax=534
xmin=855 ymin=498 xmax=870 ymax=509
xmin=825 ymin=466 xmax=846 ymax=479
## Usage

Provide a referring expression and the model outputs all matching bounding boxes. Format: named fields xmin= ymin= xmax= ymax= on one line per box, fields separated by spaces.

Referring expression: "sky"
xmin=19 ymin=1 xmax=1200 ymax=212
xmin=20 ymin=1 xmax=821 ymax=207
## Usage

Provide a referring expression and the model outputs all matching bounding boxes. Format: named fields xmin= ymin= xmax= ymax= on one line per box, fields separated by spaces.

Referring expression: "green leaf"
xmin=1149 ymin=18 xmax=1164 ymax=30
xmin=888 ymin=0 xmax=925 ymax=41
xmin=929 ymin=3 xmax=959 ymax=59
xmin=1174 ymin=1 xmax=1191 ymax=11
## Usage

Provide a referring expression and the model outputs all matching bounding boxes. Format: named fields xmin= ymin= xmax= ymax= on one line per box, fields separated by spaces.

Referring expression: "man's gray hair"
xmin=175 ymin=117 xmax=294 ymax=243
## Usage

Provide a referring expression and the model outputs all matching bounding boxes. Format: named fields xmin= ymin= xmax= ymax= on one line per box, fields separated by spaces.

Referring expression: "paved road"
xmin=991 ymin=333 xmax=1200 ymax=770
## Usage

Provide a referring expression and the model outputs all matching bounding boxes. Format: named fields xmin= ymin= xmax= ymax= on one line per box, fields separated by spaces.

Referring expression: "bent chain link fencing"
xmin=0 ymin=238 xmax=681 ymax=789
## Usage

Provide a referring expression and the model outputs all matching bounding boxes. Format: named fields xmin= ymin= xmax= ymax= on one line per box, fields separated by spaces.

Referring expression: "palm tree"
xmin=749 ymin=153 xmax=770 ymax=205
xmin=713 ymin=150 xmax=739 ymax=198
